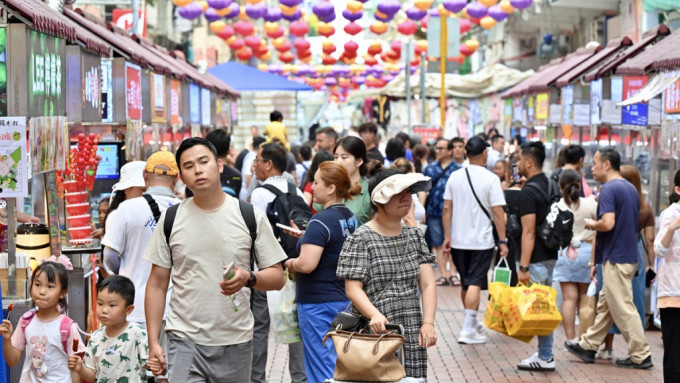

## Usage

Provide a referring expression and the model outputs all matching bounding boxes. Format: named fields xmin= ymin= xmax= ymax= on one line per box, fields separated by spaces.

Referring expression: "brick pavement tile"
xmin=266 ymin=278 xmax=664 ymax=383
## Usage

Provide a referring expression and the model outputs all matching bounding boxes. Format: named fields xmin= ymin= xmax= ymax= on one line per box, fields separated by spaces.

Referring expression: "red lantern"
xmin=279 ymin=51 xmax=295 ymax=63
xmin=460 ymin=44 xmax=474 ymax=56
xmin=364 ymin=55 xmax=378 ymax=66
xmin=217 ymin=25 xmax=235 ymax=39
xmin=322 ymin=40 xmax=336 ymax=54
xmin=236 ymin=47 xmax=253 ymax=60
xmin=367 ymin=42 xmax=382 ymax=56
xmin=294 ymin=38 xmax=310 ymax=51
xmin=228 ymin=37 xmax=245 ymax=50
xmin=397 ymin=20 xmax=418 ymax=35
xmin=266 ymin=26 xmax=285 ymax=39
xmin=344 ymin=49 xmax=357 ymax=59
xmin=234 ymin=20 xmax=254 ymax=36
xmin=274 ymin=39 xmax=292 ymax=52
xmin=344 ymin=41 xmax=359 ymax=52
xmin=289 ymin=21 xmax=309 ymax=37
xmin=344 ymin=22 xmax=362 ymax=36
xmin=322 ymin=54 xmax=337 ymax=65
xmin=245 ymin=35 xmax=262 ymax=49
xmin=391 ymin=41 xmax=402 ymax=53
xmin=459 ymin=18 xmax=471 ymax=34
xmin=318 ymin=22 xmax=335 ymax=37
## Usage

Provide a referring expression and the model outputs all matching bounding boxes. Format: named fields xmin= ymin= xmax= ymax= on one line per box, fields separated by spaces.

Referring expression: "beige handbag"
xmin=323 ymin=330 xmax=406 ymax=382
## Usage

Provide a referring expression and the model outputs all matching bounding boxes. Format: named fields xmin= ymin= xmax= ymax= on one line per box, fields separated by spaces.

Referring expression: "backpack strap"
xmin=163 ymin=203 xmax=180 ymax=266
xmin=260 ymin=183 xmax=284 ymax=197
xmin=238 ymin=200 xmax=259 ymax=269
xmin=143 ymin=194 xmax=162 ymax=224
xmin=286 ymin=182 xmax=298 ymax=196
xmin=59 ymin=316 xmax=75 ymax=354
xmin=19 ymin=308 xmax=37 ymax=333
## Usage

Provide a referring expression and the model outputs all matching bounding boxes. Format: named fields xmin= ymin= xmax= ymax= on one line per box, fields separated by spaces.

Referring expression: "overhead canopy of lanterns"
xmin=174 ymin=0 xmax=533 ymax=101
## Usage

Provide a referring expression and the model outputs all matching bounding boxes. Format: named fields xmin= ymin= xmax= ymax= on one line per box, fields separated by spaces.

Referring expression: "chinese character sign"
xmin=622 ymin=76 xmax=649 ymax=126
xmin=28 ymin=30 xmax=66 ymax=117
xmin=151 ymin=73 xmax=167 ymax=123
xmin=125 ymin=62 xmax=142 ymax=120
xmin=201 ymin=88 xmax=211 ymax=126
xmin=170 ymin=79 xmax=181 ymax=125
xmin=81 ymin=53 xmax=101 ymax=122
xmin=665 ymin=78 xmax=680 ymax=114
xmin=101 ymin=60 xmax=113 ymax=123
xmin=535 ymin=93 xmax=549 ymax=120
xmin=189 ymin=83 xmax=200 ymax=124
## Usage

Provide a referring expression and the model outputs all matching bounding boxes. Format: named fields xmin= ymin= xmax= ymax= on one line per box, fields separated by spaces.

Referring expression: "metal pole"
xmin=132 ymin=0 xmax=139 ymax=36
xmin=439 ymin=13 xmax=447 ymax=133
xmin=421 ymin=52 xmax=426 ymax=124
xmin=405 ymin=40 xmax=412 ymax=134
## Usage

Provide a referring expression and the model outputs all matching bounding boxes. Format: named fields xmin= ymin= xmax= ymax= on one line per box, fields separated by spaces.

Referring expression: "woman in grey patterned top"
xmin=337 ymin=166 xmax=437 ymax=379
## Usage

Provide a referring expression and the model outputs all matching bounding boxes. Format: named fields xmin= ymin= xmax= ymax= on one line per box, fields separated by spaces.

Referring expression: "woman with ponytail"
xmin=284 ymin=161 xmax=360 ymax=383
xmin=553 ymin=169 xmax=598 ymax=343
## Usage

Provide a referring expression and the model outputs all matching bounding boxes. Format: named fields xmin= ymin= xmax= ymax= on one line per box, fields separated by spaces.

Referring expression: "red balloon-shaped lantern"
xmin=344 ymin=22 xmax=362 ymax=36
xmin=236 ymin=47 xmax=253 ymax=60
xmin=289 ymin=21 xmax=309 ymax=37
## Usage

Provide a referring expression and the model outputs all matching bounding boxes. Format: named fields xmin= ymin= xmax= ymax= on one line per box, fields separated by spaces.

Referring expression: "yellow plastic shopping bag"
xmin=483 ymin=282 xmax=533 ymax=343
xmin=501 ymin=283 xmax=562 ymax=337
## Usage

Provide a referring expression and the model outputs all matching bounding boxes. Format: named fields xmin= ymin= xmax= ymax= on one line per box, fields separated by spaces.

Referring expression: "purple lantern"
xmin=353 ymin=76 xmax=365 ymax=85
xmin=383 ymin=74 xmax=394 ymax=83
xmin=245 ymin=2 xmax=266 ymax=19
xmin=264 ymin=7 xmax=282 ymax=22
xmin=282 ymin=9 xmax=302 ymax=21
xmin=179 ymin=2 xmax=203 ymax=20
xmin=319 ymin=12 xmax=336 ymax=22
xmin=442 ymin=0 xmax=466 ymax=13
xmin=279 ymin=0 xmax=304 ymax=7
xmin=406 ymin=7 xmax=427 ymax=21
xmin=510 ymin=0 xmax=533 ymax=10
xmin=466 ymin=2 xmax=488 ymax=19
xmin=312 ymin=1 xmax=335 ymax=19
xmin=203 ymin=8 xmax=222 ymax=22
xmin=374 ymin=12 xmax=393 ymax=22
xmin=342 ymin=9 xmax=363 ymax=22
xmin=428 ymin=8 xmax=440 ymax=17
xmin=377 ymin=1 xmax=401 ymax=16
xmin=488 ymin=4 xmax=508 ymax=21
xmin=224 ymin=3 xmax=240 ymax=18
xmin=325 ymin=77 xmax=337 ymax=86
xmin=206 ymin=0 xmax=232 ymax=10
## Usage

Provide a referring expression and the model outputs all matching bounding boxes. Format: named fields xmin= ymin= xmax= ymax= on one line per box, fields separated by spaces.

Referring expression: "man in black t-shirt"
xmin=185 ymin=130 xmax=242 ymax=198
xmin=516 ymin=141 xmax=558 ymax=372
xmin=358 ymin=122 xmax=385 ymax=163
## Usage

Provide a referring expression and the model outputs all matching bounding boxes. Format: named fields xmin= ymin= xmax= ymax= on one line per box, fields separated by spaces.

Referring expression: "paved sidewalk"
xmin=265 ymin=281 xmax=664 ymax=382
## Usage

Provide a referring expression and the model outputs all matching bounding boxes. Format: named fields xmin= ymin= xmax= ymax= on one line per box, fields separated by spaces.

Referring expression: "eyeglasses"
xmin=435 ymin=147 xmax=449 ymax=151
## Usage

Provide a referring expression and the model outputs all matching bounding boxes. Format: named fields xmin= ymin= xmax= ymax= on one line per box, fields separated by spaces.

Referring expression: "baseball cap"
xmin=465 ymin=136 xmax=490 ymax=156
xmin=112 ymin=161 xmax=146 ymax=192
xmin=371 ymin=173 xmax=432 ymax=204
xmin=145 ymin=151 xmax=179 ymax=176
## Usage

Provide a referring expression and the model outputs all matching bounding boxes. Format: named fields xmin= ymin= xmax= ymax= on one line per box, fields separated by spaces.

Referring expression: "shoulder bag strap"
xmin=238 ymin=199 xmax=259 ymax=269
xmin=260 ymin=183 xmax=284 ymax=197
xmin=465 ymin=168 xmax=491 ymax=221
xmin=143 ymin=194 xmax=162 ymax=223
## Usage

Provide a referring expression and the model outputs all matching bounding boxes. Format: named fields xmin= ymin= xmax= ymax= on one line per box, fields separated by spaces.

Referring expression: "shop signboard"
xmin=621 ymin=76 xmax=649 ymax=126
xmin=503 ymin=99 xmax=512 ymax=127
xmin=590 ymin=79 xmax=603 ymax=125
xmin=101 ymin=60 xmax=113 ymax=123
xmin=413 ymin=125 xmax=441 ymax=143
xmin=150 ymin=73 xmax=167 ymax=123
xmin=28 ymin=30 xmax=66 ymax=117
xmin=562 ymin=85 xmax=573 ymax=125
xmin=169 ymin=79 xmax=181 ymax=125
xmin=0 ymin=28 xmax=6 ymax=117
xmin=664 ymin=78 xmax=680 ymax=114
xmin=535 ymin=93 xmax=549 ymax=120
xmin=512 ymin=97 xmax=522 ymax=123
xmin=526 ymin=95 xmax=535 ymax=124
xmin=201 ymin=88 xmax=211 ymax=126
xmin=125 ymin=62 xmax=142 ymax=120
xmin=189 ymin=83 xmax=200 ymax=124
xmin=0 ymin=117 xmax=28 ymax=198
xmin=548 ymin=104 xmax=561 ymax=125
xmin=81 ymin=52 xmax=101 ymax=122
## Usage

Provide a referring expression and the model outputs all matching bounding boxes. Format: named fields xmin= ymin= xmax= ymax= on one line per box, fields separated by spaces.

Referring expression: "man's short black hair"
xmin=520 ymin=141 xmax=546 ymax=168
xmin=316 ymin=127 xmax=338 ymax=141
xmin=299 ymin=145 xmax=312 ymax=161
xmin=395 ymin=133 xmax=411 ymax=147
xmin=451 ymin=137 xmax=465 ymax=145
xmin=270 ymin=110 xmax=283 ymax=122
xmin=176 ymin=137 xmax=218 ymax=174
xmin=385 ymin=138 xmax=405 ymax=161
xmin=261 ymin=143 xmax=287 ymax=173
xmin=358 ymin=122 xmax=378 ymax=134
xmin=598 ymin=146 xmax=621 ymax=172
xmin=253 ymin=136 xmax=267 ymax=150
xmin=205 ymin=129 xmax=231 ymax=158
xmin=565 ymin=144 xmax=586 ymax=165
xmin=99 ymin=275 xmax=135 ymax=306
xmin=436 ymin=137 xmax=453 ymax=150
xmin=491 ymin=134 xmax=505 ymax=145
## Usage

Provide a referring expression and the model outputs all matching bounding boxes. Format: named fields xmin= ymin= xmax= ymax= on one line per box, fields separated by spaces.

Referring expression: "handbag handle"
xmin=496 ymin=257 xmax=509 ymax=269
xmin=341 ymin=331 xmax=394 ymax=354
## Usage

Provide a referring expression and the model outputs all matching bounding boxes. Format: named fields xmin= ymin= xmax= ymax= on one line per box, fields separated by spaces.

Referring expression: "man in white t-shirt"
xmin=250 ymin=143 xmax=307 ymax=383
xmin=144 ymin=138 xmax=286 ymax=381
xmin=442 ymin=136 xmax=508 ymax=345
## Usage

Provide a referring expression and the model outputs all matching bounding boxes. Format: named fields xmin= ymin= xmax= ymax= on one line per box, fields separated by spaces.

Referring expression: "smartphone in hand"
xmin=276 ymin=222 xmax=303 ymax=235
xmin=223 ymin=262 xmax=235 ymax=281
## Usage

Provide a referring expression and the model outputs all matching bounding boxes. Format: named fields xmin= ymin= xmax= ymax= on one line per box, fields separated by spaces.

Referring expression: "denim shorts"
xmin=553 ymin=242 xmax=592 ymax=284
xmin=426 ymin=216 xmax=444 ymax=247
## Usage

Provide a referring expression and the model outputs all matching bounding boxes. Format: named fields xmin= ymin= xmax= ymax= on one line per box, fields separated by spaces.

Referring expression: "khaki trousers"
xmin=579 ymin=261 xmax=650 ymax=363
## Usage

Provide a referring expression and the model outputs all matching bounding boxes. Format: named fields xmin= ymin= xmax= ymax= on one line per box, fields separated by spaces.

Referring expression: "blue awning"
xmin=208 ymin=61 xmax=313 ymax=91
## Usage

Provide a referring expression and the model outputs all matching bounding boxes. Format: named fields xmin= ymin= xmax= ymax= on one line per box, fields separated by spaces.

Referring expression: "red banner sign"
xmin=112 ymin=9 xmax=147 ymax=37
xmin=170 ymin=79 xmax=181 ymax=125
xmin=665 ymin=78 xmax=680 ymax=114
xmin=125 ymin=63 xmax=142 ymax=120
xmin=622 ymin=76 xmax=648 ymax=100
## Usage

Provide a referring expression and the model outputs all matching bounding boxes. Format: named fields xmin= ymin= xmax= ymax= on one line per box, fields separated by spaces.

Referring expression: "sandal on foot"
xmin=436 ymin=277 xmax=450 ymax=286
xmin=449 ymin=276 xmax=461 ymax=286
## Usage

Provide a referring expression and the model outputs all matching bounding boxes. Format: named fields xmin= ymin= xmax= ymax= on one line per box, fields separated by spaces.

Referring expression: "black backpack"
xmin=525 ymin=180 xmax=574 ymax=251
xmin=258 ymin=182 xmax=313 ymax=259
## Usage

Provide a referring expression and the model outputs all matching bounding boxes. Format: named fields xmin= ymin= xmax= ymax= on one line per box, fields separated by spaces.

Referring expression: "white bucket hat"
xmin=371 ymin=173 xmax=431 ymax=204
xmin=111 ymin=161 xmax=146 ymax=192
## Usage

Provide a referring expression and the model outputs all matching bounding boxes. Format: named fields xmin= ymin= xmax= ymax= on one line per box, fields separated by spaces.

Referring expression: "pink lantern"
xmin=289 ymin=20 xmax=309 ymax=37
xmin=397 ymin=20 xmax=418 ymax=35
xmin=234 ymin=20 xmax=254 ymax=36
xmin=344 ymin=22 xmax=362 ymax=35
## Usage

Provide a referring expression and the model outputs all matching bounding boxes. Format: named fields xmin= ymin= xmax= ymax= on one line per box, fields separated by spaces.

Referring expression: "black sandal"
xmin=436 ymin=277 xmax=450 ymax=286
xmin=449 ymin=276 xmax=461 ymax=286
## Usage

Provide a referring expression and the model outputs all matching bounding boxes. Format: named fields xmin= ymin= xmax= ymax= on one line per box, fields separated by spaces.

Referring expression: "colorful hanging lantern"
xmin=178 ymin=2 xmax=203 ymax=19
xmin=322 ymin=40 xmax=336 ymax=54
xmin=465 ymin=39 xmax=480 ymax=51
xmin=245 ymin=2 xmax=267 ymax=19
xmin=279 ymin=51 xmax=295 ymax=63
xmin=459 ymin=18 xmax=471 ymax=33
xmin=479 ymin=0 xmax=498 ymax=6
xmin=480 ymin=16 xmax=496 ymax=29
xmin=322 ymin=54 xmax=337 ymax=65
xmin=460 ymin=44 xmax=474 ymax=56
xmin=414 ymin=0 xmax=432 ymax=11
xmin=442 ymin=0 xmax=466 ymax=13
xmin=367 ymin=41 xmax=382 ymax=56
xmin=344 ymin=22 xmax=362 ymax=35
xmin=209 ymin=20 xmax=227 ymax=33
xmin=318 ymin=22 xmax=335 ymax=37
xmin=312 ymin=1 xmax=334 ymax=19
xmin=217 ymin=24 xmax=235 ymax=39
xmin=294 ymin=38 xmax=311 ymax=51
xmin=228 ymin=37 xmax=245 ymax=50
xmin=281 ymin=9 xmax=302 ymax=21
xmin=257 ymin=63 xmax=268 ymax=71
xmin=466 ymin=2 xmax=488 ymax=19
xmin=236 ymin=47 xmax=253 ymax=60
xmin=347 ymin=1 xmax=363 ymax=13
xmin=510 ymin=0 xmax=532 ymax=9
xmin=370 ymin=21 xmax=388 ymax=34
xmin=289 ymin=20 xmax=309 ymax=37
xmin=376 ymin=0 xmax=401 ymax=16
xmin=223 ymin=3 xmax=240 ymax=18
xmin=397 ymin=20 xmax=418 ymax=35
xmin=406 ymin=7 xmax=427 ymax=21
xmin=488 ymin=4 xmax=508 ymax=21
xmin=203 ymin=8 xmax=221 ymax=22
xmin=263 ymin=7 xmax=282 ymax=21
xmin=342 ymin=9 xmax=363 ymax=22
xmin=245 ymin=35 xmax=262 ymax=49
xmin=278 ymin=0 xmax=303 ymax=7
xmin=499 ymin=0 xmax=515 ymax=12
xmin=415 ymin=40 xmax=428 ymax=55
xmin=207 ymin=0 xmax=232 ymax=9
xmin=273 ymin=38 xmax=292 ymax=52
xmin=234 ymin=20 xmax=254 ymax=36
xmin=364 ymin=55 xmax=378 ymax=66
xmin=173 ymin=0 xmax=193 ymax=7
xmin=279 ymin=4 xmax=298 ymax=16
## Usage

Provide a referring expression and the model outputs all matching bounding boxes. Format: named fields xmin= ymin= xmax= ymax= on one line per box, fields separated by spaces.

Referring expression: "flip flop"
xmin=435 ymin=277 xmax=450 ymax=286
xmin=449 ymin=276 xmax=461 ymax=286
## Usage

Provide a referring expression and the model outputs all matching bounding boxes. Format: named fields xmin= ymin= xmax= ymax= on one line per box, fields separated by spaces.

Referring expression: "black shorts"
xmin=451 ymin=248 xmax=494 ymax=290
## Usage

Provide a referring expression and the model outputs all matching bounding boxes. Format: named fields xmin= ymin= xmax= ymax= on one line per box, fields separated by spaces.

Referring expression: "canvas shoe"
xmin=614 ymin=356 xmax=653 ymax=369
xmin=475 ymin=322 xmax=486 ymax=334
xmin=517 ymin=352 xmax=556 ymax=371
xmin=458 ymin=330 xmax=487 ymax=344
xmin=596 ymin=349 xmax=613 ymax=360
xmin=564 ymin=341 xmax=596 ymax=363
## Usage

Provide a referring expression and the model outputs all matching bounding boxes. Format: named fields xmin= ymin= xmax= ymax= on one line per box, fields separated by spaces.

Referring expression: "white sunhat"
xmin=111 ymin=161 xmax=147 ymax=192
xmin=371 ymin=173 xmax=432 ymax=204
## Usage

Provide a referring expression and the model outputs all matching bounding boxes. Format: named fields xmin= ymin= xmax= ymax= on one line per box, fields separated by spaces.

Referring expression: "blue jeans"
xmin=298 ymin=301 xmax=350 ymax=383
xmin=530 ymin=260 xmax=556 ymax=361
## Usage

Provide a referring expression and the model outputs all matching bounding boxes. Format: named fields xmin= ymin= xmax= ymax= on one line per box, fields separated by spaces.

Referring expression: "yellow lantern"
xmin=414 ymin=0 xmax=432 ymax=11
xmin=479 ymin=0 xmax=498 ymax=6
xmin=465 ymin=39 xmax=480 ymax=51
xmin=245 ymin=0 xmax=263 ymax=3
xmin=215 ymin=7 xmax=233 ymax=16
xmin=280 ymin=4 xmax=298 ymax=16
xmin=347 ymin=0 xmax=363 ymax=13
xmin=196 ymin=0 xmax=208 ymax=11
xmin=260 ymin=51 xmax=272 ymax=61
xmin=209 ymin=20 xmax=227 ymax=34
xmin=480 ymin=16 xmax=496 ymax=29
xmin=282 ymin=64 xmax=293 ymax=73
xmin=264 ymin=22 xmax=279 ymax=35
xmin=257 ymin=63 xmax=268 ymax=71
xmin=500 ymin=0 xmax=515 ymax=13
xmin=416 ymin=39 xmax=428 ymax=52
xmin=172 ymin=0 xmax=192 ymax=6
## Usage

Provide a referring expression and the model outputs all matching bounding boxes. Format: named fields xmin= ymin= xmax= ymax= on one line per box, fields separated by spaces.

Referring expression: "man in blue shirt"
xmin=566 ymin=147 xmax=652 ymax=369
xmin=424 ymin=138 xmax=462 ymax=286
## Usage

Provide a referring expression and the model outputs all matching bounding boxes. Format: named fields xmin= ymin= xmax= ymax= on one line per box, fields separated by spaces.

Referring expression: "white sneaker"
xmin=475 ymin=323 xmax=486 ymax=334
xmin=517 ymin=352 xmax=556 ymax=371
xmin=458 ymin=330 xmax=487 ymax=344
xmin=597 ymin=349 xmax=613 ymax=360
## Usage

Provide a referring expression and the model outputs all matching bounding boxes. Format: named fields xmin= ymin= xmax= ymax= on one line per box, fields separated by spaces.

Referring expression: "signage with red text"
xmin=621 ymin=76 xmax=648 ymax=126
xmin=664 ymin=78 xmax=680 ymax=114
xmin=125 ymin=62 xmax=142 ymax=120
xmin=112 ymin=9 xmax=147 ymax=37
xmin=169 ymin=79 xmax=181 ymax=125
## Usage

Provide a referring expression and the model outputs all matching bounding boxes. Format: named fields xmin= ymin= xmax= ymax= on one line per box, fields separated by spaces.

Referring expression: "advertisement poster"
xmin=512 ymin=97 xmax=522 ymax=123
xmin=590 ymin=79 xmax=603 ymax=125
xmin=151 ymin=73 xmax=167 ymax=123
xmin=112 ymin=9 xmax=147 ymax=37
xmin=535 ymin=93 xmax=549 ymax=120
xmin=201 ymin=88 xmax=211 ymax=126
xmin=189 ymin=83 xmax=200 ymax=124
xmin=0 ymin=28 xmax=6 ymax=117
xmin=549 ymin=104 xmax=561 ymax=125
xmin=125 ymin=62 xmax=142 ymax=120
xmin=28 ymin=116 xmax=68 ymax=174
xmin=81 ymin=53 xmax=101 ymax=122
xmin=664 ymin=78 xmax=680 ymax=114
xmin=169 ymin=79 xmax=181 ymax=125
xmin=526 ymin=96 xmax=535 ymax=123
xmin=28 ymin=30 xmax=66 ymax=117
xmin=413 ymin=125 xmax=442 ymax=144
xmin=101 ymin=60 xmax=113 ymax=123
xmin=622 ymin=76 xmax=649 ymax=126
xmin=0 ymin=117 xmax=28 ymax=197
xmin=562 ymin=86 xmax=574 ymax=125
xmin=611 ymin=77 xmax=624 ymax=102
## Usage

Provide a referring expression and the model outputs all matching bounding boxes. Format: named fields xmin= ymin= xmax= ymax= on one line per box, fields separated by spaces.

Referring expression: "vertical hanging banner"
xmin=535 ymin=93 xmax=549 ymax=121
xmin=101 ymin=59 xmax=113 ymax=123
xmin=28 ymin=30 xmax=66 ymax=117
xmin=590 ymin=79 xmax=603 ymax=125
xmin=201 ymin=88 xmax=211 ymax=126
xmin=125 ymin=62 xmax=142 ymax=120
xmin=151 ymin=73 xmax=167 ymax=123
xmin=622 ymin=76 xmax=649 ymax=126
xmin=169 ymin=79 xmax=182 ymax=125
xmin=0 ymin=117 xmax=28 ymax=197
xmin=664 ymin=78 xmax=680 ymax=114
xmin=426 ymin=16 xmax=460 ymax=59
xmin=189 ymin=83 xmax=200 ymax=124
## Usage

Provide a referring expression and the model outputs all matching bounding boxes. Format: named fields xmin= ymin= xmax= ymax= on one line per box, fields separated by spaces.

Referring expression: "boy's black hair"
xmin=31 ymin=262 xmax=69 ymax=312
xmin=175 ymin=137 xmax=218 ymax=174
xmin=205 ymin=129 xmax=231 ymax=158
xmin=299 ymin=145 xmax=312 ymax=161
xmin=270 ymin=110 xmax=283 ymax=122
xmin=565 ymin=144 xmax=586 ymax=165
xmin=520 ymin=141 xmax=546 ymax=168
xmin=451 ymin=137 xmax=465 ymax=145
xmin=98 ymin=275 xmax=136 ymax=306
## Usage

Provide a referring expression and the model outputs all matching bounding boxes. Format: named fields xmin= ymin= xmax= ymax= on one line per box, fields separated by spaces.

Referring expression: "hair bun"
xmin=365 ymin=160 xmax=385 ymax=178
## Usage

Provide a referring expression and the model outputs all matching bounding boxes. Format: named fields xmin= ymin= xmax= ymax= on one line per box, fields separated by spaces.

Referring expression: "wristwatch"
xmin=497 ymin=239 xmax=508 ymax=245
xmin=519 ymin=265 xmax=530 ymax=272
xmin=246 ymin=270 xmax=257 ymax=288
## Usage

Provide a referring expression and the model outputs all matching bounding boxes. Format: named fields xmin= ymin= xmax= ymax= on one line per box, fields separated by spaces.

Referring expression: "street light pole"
xmin=132 ymin=0 xmax=139 ymax=36
xmin=405 ymin=39 xmax=412 ymax=134
xmin=439 ymin=12 xmax=447 ymax=133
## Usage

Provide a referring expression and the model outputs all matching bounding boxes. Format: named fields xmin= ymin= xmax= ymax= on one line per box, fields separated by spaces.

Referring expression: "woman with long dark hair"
xmin=331 ymin=136 xmax=372 ymax=225
xmin=302 ymin=150 xmax=334 ymax=213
